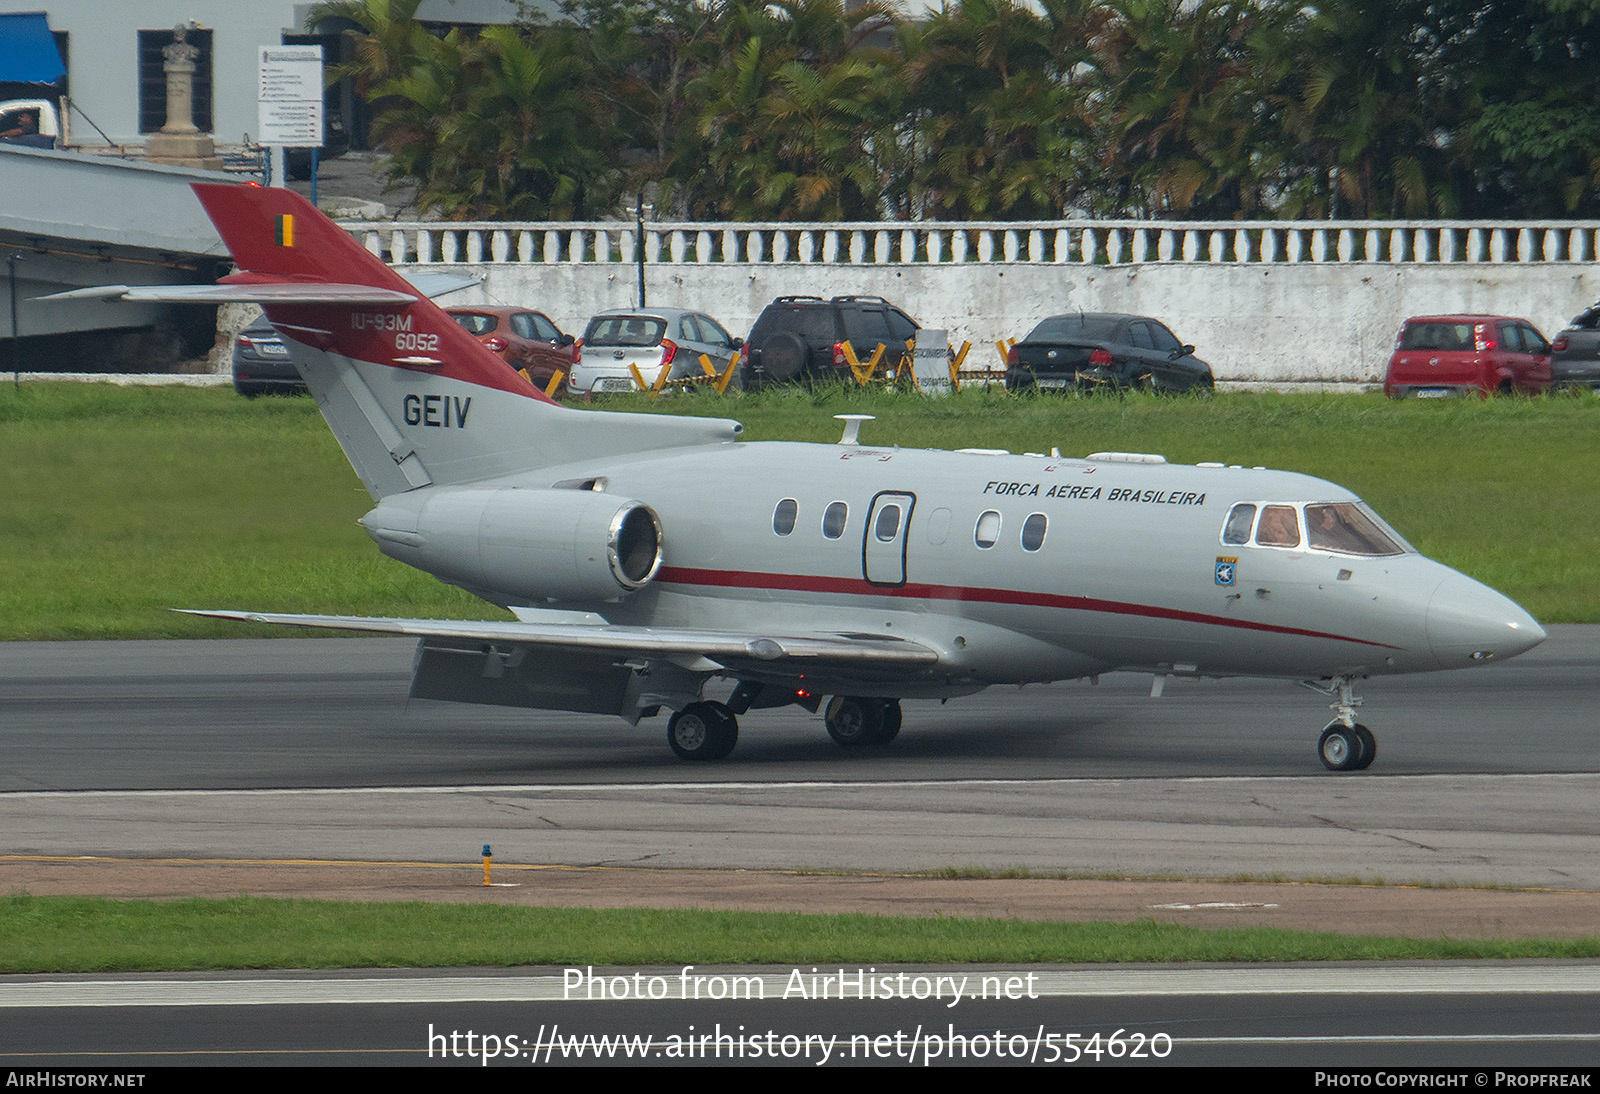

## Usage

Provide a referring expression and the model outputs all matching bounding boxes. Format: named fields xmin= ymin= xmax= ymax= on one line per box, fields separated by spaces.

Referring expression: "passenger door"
xmin=863 ymin=491 xmax=915 ymax=586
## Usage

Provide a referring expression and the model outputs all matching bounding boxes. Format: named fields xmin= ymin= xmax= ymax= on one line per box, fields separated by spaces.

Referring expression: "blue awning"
xmin=0 ymin=12 xmax=66 ymax=84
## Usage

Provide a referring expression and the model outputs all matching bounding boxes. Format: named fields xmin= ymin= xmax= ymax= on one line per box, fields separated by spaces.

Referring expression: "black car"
xmin=1005 ymin=313 xmax=1213 ymax=393
xmin=231 ymin=316 xmax=305 ymax=397
xmin=1551 ymin=301 xmax=1600 ymax=391
xmin=742 ymin=295 xmax=920 ymax=386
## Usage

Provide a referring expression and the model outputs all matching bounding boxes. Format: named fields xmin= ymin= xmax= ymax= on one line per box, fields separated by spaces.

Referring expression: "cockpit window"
xmin=1222 ymin=503 xmax=1255 ymax=545
xmin=1306 ymin=503 xmax=1405 ymax=556
xmin=1255 ymin=505 xmax=1301 ymax=548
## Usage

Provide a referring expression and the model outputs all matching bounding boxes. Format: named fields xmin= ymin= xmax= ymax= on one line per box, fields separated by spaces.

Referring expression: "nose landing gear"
xmin=1302 ymin=676 xmax=1377 ymax=771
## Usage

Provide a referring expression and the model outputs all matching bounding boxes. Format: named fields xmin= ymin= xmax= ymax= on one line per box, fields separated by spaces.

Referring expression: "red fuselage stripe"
xmin=655 ymin=566 xmax=1397 ymax=649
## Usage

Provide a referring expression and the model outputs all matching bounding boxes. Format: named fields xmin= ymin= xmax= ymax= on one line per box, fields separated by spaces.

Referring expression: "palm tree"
xmin=900 ymin=0 xmax=1091 ymax=219
xmin=1090 ymin=0 xmax=1290 ymax=218
xmin=680 ymin=0 xmax=903 ymax=219
xmin=1267 ymin=0 xmax=1460 ymax=219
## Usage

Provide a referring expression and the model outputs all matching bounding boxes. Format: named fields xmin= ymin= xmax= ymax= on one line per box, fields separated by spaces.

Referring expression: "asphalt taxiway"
xmin=1 ymin=628 xmax=1596 ymax=886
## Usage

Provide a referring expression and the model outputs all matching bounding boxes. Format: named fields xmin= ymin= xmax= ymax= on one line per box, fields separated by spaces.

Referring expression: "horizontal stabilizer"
xmin=406 ymin=272 xmax=482 ymax=299
xmin=39 ymin=283 xmax=417 ymax=305
xmin=177 ymin=609 xmax=941 ymax=667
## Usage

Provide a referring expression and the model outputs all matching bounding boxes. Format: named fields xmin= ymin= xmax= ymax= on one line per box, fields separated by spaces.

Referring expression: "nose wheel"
xmin=1318 ymin=722 xmax=1376 ymax=771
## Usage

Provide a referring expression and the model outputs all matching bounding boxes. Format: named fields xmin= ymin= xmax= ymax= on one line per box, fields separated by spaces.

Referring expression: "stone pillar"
xmin=144 ymin=23 xmax=224 ymax=170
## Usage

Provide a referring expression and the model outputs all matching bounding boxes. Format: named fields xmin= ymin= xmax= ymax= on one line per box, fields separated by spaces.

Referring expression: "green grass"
xmin=3 ymin=895 xmax=1595 ymax=972
xmin=3 ymin=382 xmax=1597 ymax=638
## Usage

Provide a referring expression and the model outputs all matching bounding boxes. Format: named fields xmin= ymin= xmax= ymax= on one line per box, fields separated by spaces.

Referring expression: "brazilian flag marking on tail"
xmin=276 ymin=214 xmax=294 ymax=247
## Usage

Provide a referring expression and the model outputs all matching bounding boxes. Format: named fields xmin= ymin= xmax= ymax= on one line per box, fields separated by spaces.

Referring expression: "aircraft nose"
xmin=1426 ymin=571 xmax=1546 ymax=668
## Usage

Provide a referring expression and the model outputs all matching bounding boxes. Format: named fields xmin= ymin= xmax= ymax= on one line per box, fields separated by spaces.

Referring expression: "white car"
xmin=570 ymin=307 xmax=742 ymax=395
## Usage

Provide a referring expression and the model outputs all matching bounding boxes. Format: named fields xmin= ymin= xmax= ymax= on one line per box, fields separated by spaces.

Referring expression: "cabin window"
xmin=1255 ymin=505 xmax=1301 ymax=548
xmin=822 ymin=501 xmax=848 ymax=539
xmin=1222 ymin=503 xmax=1255 ymax=545
xmin=772 ymin=498 xmax=797 ymax=535
xmin=974 ymin=510 xmax=1001 ymax=548
xmin=874 ymin=504 xmax=902 ymax=542
xmin=1021 ymin=513 xmax=1048 ymax=552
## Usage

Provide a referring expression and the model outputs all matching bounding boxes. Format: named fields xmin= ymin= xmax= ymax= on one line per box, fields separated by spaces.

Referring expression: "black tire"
xmin=667 ymin=701 xmax=738 ymax=760
xmin=824 ymin=696 xmax=884 ymax=747
xmin=1318 ymin=724 xmax=1362 ymax=771
xmin=758 ymin=331 xmax=808 ymax=382
xmin=1352 ymin=724 xmax=1377 ymax=770
xmin=872 ymin=700 xmax=902 ymax=744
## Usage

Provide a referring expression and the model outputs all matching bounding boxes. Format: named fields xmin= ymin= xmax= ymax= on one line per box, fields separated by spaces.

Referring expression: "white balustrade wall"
xmin=341 ymin=218 xmax=1600 ymax=384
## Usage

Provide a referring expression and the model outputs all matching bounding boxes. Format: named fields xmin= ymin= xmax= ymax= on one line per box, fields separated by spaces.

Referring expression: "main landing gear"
xmin=1303 ymin=675 xmax=1377 ymax=771
xmin=666 ymin=701 xmax=738 ymax=761
xmin=664 ymin=694 xmax=905 ymax=760
xmin=824 ymin=696 xmax=902 ymax=746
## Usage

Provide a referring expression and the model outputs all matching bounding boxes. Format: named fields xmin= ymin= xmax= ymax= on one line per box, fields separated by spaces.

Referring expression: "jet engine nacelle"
xmin=360 ymin=486 xmax=663 ymax=603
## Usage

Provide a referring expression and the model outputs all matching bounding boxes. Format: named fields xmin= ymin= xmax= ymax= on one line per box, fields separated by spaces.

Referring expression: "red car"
xmin=446 ymin=306 xmax=577 ymax=389
xmin=1385 ymin=315 xmax=1553 ymax=398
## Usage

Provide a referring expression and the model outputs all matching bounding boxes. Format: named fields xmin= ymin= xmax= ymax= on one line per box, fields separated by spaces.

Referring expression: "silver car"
xmin=570 ymin=307 xmax=742 ymax=395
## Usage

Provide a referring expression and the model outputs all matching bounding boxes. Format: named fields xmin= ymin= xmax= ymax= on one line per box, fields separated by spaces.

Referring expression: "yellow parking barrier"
xmin=706 ymin=353 xmax=741 ymax=395
xmin=839 ymin=341 xmax=887 ymax=385
xmin=948 ymin=338 xmax=1010 ymax=391
xmin=885 ymin=339 xmax=919 ymax=388
xmin=627 ymin=361 xmax=675 ymax=397
xmin=683 ymin=352 xmax=741 ymax=395
xmin=947 ymin=341 xmax=972 ymax=389
xmin=543 ymin=370 xmax=565 ymax=399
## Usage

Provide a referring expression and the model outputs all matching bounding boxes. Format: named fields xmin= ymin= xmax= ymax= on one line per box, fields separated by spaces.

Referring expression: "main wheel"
xmin=667 ymin=701 xmax=738 ymax=761
xmin=824 ymin=696 xmax=885 ymax=747
xmin=758 ymin=331 xmax=808 ymax=382
xmin=873 ymin=700 xmax=902 ymax=744
xmin=1318 ymin=724 xmax=1362 ymax=771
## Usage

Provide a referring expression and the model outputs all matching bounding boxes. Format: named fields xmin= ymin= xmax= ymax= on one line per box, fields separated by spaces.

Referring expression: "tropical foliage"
xmin=310 ymin=0 xmax=1600 ymax=221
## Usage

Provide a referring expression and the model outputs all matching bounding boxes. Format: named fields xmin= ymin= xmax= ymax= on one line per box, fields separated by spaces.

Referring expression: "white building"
xmin=0 ymin=1 xmax=535 ymax=150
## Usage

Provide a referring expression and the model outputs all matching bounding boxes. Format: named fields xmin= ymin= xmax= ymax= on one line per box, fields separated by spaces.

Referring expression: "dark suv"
xmin=741 ymin=295 xmax=920 ymax=386
xmin=1551 ymin=301 xmax=1600 ymax=390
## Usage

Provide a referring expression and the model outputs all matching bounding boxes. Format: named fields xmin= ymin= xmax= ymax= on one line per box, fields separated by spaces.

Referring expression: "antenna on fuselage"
xmin=834 ymin=414 xmax=875 ymax=446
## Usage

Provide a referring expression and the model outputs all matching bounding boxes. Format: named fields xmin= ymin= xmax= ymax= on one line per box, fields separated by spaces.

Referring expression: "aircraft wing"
xmin=177 ymin=610 xmax=942 ymax=668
